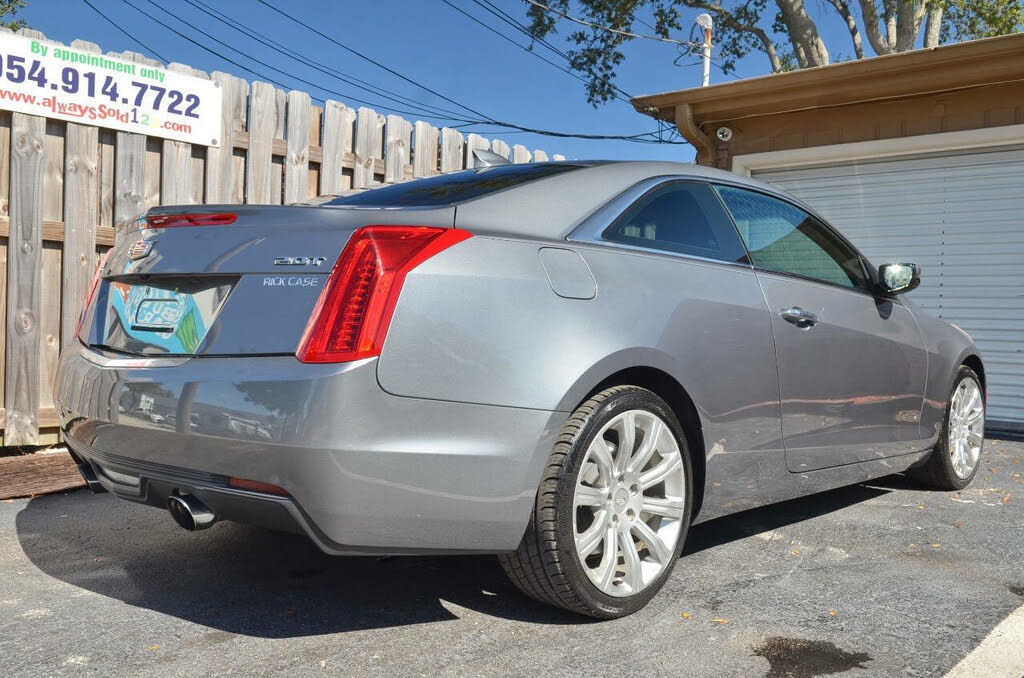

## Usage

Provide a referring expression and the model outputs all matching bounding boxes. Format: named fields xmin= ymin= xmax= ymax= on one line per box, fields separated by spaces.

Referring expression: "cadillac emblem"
xmin=128 ymin=240 xmax=154 ymax=261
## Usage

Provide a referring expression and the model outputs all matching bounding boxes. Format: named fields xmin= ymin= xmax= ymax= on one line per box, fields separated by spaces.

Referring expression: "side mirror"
xmin=878 ymin=262 xmax=921 ymax=295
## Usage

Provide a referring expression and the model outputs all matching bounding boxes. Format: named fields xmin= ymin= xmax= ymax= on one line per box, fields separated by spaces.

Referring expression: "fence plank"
xmin=284 ymin=91 xmax=311 ymax=204
xmin=384 ymin=115 xmax=412 ymax=183
xmin=413 ymin=121 xmax=439 ymax=177
xmin=162 ymin=64 xmax=207 ymax=205
xmin=6 ymin=113 xmax=44 ymax=445
xmin=320 ymin=100 xmax=354 ymax=195
xmin=440 ymin=128 xmax=464 ymax=173
xmin=353 ymin=107 xmax=383 ymax=189
xmin=465 ymin=133 xmax=490 ymax=168
xmin=42 ymin=121 xmax=64 ymax=222
xmin=112 ymin=51 xmax=161 ymax=240
xmin=512 ymin=144 xmax=531 ymax=164
xmin=246 ymin=82 xmax=276 ymax=203
xmin=62 ymin=41 xmax=100 ymax=348
xmin=491 ymin=139 xmax=510 ymax=160
xmin=205 ymin=73 xmax=238 ymax=203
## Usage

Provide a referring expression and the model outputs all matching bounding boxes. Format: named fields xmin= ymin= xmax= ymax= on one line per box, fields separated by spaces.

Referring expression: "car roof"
xmin=453 ymin=160 xmax=809 ymax=241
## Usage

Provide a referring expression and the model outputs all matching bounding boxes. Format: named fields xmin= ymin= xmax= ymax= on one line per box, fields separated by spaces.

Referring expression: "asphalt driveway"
xmin=2 ymin=439 xmax=1022 ymax=677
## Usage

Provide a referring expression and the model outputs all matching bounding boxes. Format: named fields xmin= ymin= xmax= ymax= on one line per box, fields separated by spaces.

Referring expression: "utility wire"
xmin=253 ymin=0 xmax=496 ymax=122
xmin=466 ymin=0 xmax=646 ymax=114
xmin=439 ymin=0 xmax=587 ymax=88
xmin=112 ymin=0 xmax=682 ymax=144
xmin=127 ymin=0 xmax=482 ymax=123
xmin=184 ymin=0 xmax=471 ymax=121
xmin=523 ymin=0 xmax=698 ymax=48
xmin=254 ymin=0 xmax=684 ymax=143
xmin=81 ymin=0 xmax=167 ymax=62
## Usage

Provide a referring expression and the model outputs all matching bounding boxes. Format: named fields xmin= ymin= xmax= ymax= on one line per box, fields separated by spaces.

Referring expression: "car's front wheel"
xmin=911 ymin=365 xmax=985 ymax=490
xmin=499 ymin=385 xmax=693 ymax=618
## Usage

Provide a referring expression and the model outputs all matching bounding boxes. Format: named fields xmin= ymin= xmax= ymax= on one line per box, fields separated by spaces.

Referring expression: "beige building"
xmin=634 ymin=34 xmax=1024 ymax=431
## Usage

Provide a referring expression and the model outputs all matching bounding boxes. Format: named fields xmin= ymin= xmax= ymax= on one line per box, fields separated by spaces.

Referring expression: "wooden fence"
xmin=0 ymin=27 xmax=563 ymax=447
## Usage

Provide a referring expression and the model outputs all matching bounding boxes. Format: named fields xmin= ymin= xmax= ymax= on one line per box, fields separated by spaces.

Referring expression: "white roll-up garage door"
xmin=753 ymin=146 xmax=1024 ymax=429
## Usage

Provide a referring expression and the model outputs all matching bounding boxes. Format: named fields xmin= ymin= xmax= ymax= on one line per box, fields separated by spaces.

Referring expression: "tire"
xmin=499 ymin=385 xmax=694 ymax=618
xmin=910 ymin=365 xmax=985 ymax=490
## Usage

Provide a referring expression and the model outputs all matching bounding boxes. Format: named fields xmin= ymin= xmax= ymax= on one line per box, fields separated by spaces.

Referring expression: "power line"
xmin=80 ymin=0 xmax=167 ymax=62
xmin=523 ymin=0 xmax=698 ymax=48
xmin=184 ymin=0 xmax=472 ymax=121
xmin=253 ymin=0 xmax=495 ymax=122
xmin=114 ymin=0 xmax=682 ymax=144
xmin=439 ymin=0 xmax=587 ymax=88
xmin=126 ymin=0 xmax=481 ymax=123
xmin=254 ymin=0 xmax=684 ymax=143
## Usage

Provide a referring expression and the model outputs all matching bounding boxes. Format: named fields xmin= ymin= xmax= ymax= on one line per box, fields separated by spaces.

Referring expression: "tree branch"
xmin=924 ymin=1 xmax=943 ymax=46
xmin=825 ymin=0 xmax=865 ymax=59
xmin=857 ymin=0 xmax=892 ymax=55
xmin=775 ymin=0 xmax=830 ymax=67
xmin=896 ymin=0 xmax=917 ymax=50
xmin=682 ymin=0 xmax=784 ymax=72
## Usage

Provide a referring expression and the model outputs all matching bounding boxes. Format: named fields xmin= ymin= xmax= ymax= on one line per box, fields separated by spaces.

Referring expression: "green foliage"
xmin=0 ymin=0 xmax=27 ymax=31
xmin=526 ymin=0 xmax=1023 ymax=107
xmin=941 ymin=0 xmax=1024 ymax=41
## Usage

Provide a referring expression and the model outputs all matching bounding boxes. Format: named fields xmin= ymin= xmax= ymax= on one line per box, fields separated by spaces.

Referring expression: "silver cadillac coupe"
xmin=55 ymin=160 xmax=985 ymax=618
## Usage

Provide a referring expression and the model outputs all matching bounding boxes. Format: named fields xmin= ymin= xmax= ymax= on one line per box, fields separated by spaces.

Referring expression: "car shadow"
xmin=15 ymin=478 xmax=895 ymax=638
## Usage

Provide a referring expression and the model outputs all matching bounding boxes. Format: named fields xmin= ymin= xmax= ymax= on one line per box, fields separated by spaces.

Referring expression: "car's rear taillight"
xmin=297 ymin=226 xmax=471 ymax=363
xmin=145 ymin=213 xmax=237 ymax=229
xmin=77 ymin=250 xmax=113 ymax=339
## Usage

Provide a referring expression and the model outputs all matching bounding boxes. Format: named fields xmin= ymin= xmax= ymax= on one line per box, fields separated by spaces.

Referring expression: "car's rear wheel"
xmin=910 ymin=365 xmax=985 ymax=490
xmin=499 ymin=385 xmax=693 ymax=618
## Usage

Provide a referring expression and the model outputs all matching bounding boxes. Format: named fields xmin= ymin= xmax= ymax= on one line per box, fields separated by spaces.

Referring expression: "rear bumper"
xmin=54 ymin=342 xmax=567 ymax=554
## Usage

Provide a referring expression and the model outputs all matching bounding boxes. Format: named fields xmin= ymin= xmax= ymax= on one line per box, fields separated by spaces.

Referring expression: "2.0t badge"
xmin=274 ymin=256 xmax=328 ymax=266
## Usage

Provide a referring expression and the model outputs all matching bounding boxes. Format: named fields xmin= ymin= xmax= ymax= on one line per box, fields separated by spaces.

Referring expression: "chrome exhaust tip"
xmin=167 ymin=493 xmax=216 ymax=531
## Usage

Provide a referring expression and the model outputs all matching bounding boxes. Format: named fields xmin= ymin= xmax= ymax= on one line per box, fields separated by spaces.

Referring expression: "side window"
xmin=603 ymin=181 xmax=748 ymax=264
xmin=714 ymin=185 xmax=869 ymax=291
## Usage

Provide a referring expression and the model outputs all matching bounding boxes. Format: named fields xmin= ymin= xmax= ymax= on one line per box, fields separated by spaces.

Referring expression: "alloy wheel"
xmin=948 ymin=377 xmax=984 ymax=479
xmin=572 ymin=409 xmax=686 ymax=597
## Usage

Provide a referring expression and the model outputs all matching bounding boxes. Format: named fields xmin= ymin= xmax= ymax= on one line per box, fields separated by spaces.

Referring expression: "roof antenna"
xmin=472 ymin=148 xmax=511 ymax=168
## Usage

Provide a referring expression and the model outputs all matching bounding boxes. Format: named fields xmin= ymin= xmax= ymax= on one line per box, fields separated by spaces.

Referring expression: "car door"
xmin=714 ymin=184 xmax=928 ymax=472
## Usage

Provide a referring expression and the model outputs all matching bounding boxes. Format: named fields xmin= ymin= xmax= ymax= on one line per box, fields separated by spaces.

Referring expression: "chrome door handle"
xmin=780 ymin=307 xmax=818 ymax=329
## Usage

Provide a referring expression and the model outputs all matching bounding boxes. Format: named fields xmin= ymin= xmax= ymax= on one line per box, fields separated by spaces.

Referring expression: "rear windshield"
xmin=325 ymin=163 xmax=585 ymax=207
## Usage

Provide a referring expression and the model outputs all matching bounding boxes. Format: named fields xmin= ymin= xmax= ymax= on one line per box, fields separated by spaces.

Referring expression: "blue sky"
xmin=23 ymin=0 xmax=860 ymax=161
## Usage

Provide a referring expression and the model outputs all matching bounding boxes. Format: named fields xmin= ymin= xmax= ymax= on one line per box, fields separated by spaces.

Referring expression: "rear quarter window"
xmin=325 ymin=163 xmax=585 ymax=207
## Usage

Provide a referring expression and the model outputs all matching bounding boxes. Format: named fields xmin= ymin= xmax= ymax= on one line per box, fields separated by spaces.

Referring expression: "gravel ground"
xmin=2 ymin=439 xmax=1022 ymax=678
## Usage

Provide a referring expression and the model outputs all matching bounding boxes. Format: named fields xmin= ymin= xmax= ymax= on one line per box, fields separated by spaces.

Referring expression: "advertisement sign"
xmin=0 ymin=33 xmax=222 ymax=146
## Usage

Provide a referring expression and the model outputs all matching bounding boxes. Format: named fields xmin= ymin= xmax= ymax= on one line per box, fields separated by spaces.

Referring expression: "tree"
xmin=1 ymin=0 xmax=28 ymax=31
xmin=525 ymin=0 xmax=1024 ymax=105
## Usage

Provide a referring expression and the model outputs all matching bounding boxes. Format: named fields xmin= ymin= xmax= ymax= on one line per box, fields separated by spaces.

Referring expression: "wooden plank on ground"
xmin=384 ymin=115 xmax=412 ymax=183
xmin=246 ymin=82 xmax=276 ymax=203
xmin=413 ymin=121 xmax=439 ymax=178
xmin=6 ymin=113 xmax=44 ymax=446
xmin=284 ymin=90 xmax=311 ymax=204
xmin=440 ymin=128 xmax=464 ymax=172
xmin=0 ymin=450 xmax=85 ymax=499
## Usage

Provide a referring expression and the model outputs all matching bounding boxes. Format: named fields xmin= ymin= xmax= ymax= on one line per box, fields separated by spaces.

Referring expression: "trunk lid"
xmin=80 ymin=204 xmax=455 ymax=356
